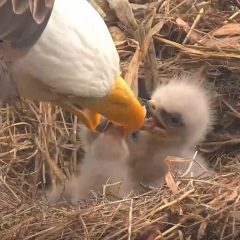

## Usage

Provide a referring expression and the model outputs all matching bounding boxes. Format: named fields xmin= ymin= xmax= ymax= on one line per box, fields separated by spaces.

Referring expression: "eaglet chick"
xmin=126 ymin=75 xmax=215 ymax=192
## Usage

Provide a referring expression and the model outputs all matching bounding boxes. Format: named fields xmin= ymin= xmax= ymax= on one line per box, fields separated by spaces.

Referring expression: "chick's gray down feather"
xmin=126 ymin=74 xmax=215 ymax=192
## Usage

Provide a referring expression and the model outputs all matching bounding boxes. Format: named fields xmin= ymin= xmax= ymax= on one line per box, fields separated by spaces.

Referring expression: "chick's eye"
xmin=167 ymin=113 xmax=183 ymax=127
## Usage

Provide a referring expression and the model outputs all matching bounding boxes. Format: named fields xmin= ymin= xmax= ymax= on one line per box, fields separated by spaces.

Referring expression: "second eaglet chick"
xmin=126 ymin=76 xmax=215 ymax=191
xmin=78 ymin=124 xmax=131 ymax=198
xmin=47 ymin=124 xmax=130 ymax=205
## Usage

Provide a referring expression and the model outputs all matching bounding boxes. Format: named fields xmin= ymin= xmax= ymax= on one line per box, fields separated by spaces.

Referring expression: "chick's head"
xmin=145 ymin=79 xmax=213 ymax=146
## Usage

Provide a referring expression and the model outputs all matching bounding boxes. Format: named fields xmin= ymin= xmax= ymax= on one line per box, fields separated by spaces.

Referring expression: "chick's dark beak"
xmin=145 ymin=100 xmax=157 ymax=119
xmin=96 ymin=118 xmax=110 ymax=133
xmin=142 ymin=100 xmax=168 ymax=137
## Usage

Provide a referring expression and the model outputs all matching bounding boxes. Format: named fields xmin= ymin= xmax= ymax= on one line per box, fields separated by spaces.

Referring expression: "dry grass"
xmin=1 ymin=0 xmax=240 ymax=239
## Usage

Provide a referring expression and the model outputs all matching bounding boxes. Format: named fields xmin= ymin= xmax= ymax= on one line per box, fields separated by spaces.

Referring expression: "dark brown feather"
xmin=0 ymin=59 xmax=18 ymax=99
xmin=0 ymin=0 xmax=54 ymax=99
xmin=0 ymin=0 xmax=54 ymax=50
xmin=12 ymin=0 xmax=29 ymax=14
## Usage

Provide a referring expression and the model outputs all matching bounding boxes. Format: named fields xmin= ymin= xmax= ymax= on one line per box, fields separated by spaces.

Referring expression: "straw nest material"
xmin=1 ymin=0 xmax=240 ymax=239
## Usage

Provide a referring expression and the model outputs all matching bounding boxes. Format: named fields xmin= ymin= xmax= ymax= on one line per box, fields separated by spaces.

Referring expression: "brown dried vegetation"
xmin=1 ymin=0 xmax=240 ymax=239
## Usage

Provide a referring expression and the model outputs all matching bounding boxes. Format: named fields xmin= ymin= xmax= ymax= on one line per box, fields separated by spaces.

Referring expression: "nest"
xmin=1 ymin=0 xmax=240 ymax=239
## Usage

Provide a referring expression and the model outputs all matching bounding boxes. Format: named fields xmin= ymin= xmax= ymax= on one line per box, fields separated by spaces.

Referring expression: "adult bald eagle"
xmin=0 ymin=0 xmax=145 ymax=132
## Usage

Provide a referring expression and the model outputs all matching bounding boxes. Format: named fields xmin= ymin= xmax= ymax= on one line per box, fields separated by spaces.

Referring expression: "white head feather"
xmin=12 ymin=0 xmax=120 ymax=98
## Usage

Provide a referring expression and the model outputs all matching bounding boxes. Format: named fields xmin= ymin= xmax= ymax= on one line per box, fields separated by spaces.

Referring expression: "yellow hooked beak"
xmin=68 ymin=76 xmax=146 ymax=133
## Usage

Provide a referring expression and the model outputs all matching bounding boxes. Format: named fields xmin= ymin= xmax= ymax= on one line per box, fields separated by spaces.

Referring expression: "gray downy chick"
xmin=47 ymin=123 xmax=131 ymax=205
xmin=126 ymin=74 xmax=215 ymax=192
